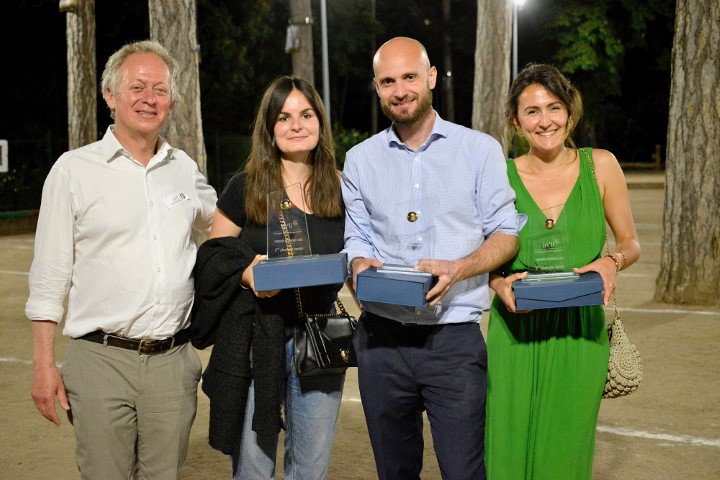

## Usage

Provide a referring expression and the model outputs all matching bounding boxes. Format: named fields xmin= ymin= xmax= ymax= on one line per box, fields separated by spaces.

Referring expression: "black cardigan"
xmin=190 ymin=236 xmax=285 ymax=455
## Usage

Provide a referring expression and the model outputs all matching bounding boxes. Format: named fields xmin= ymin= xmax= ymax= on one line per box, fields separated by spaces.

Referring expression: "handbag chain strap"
xmin=578 ymin=148 xmax=620 ymax=332
xmin=277 ymin=206 xmax=348 ymax=318
xmin=604 ymin=237 xmax=621 ymax=332
xmin=584 ymin=147 xmax=621 ymax=330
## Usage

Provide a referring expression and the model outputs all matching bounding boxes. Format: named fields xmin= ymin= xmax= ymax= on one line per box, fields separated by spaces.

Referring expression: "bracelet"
xmin=616 ymin=251 xmax=627 ymax=269
xmin=605 ymin=253 xmax=622 ymax=272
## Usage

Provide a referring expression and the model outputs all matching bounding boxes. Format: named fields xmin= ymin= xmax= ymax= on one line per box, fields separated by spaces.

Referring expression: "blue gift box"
xmin=513 ymin=271 xmax=604 ymax=310
xmin=355 ymin=266 xmax=437 ymax=308
xmin=253 ymin=253 xmax=348 ymax=291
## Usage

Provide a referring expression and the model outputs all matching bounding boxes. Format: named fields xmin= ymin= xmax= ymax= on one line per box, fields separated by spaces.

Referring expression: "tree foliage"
xmin=197 ymin=0 xmax=285 ymax=134
xmin=552 ymin=0 xmax=674 ymax=82
xmin=537 ymin=0 xmax=675 ymax=157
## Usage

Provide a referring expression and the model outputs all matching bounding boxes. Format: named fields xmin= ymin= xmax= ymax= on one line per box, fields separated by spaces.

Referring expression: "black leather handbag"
xmin=293 ymin=296 xmax=358 ymax=376
xmin=277 ymin=206 xmax=358 ymax=376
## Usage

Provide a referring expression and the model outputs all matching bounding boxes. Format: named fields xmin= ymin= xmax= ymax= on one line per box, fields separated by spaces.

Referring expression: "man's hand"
xmin=31 ymin=320 xmax=70 ymax=426
xmin=350 ymin=257 xmax=383 ymax=291
xmin=31 ymin=364 xmax=70 ymax=426
xmin=416 ymin=259 xmax=464 ymax=307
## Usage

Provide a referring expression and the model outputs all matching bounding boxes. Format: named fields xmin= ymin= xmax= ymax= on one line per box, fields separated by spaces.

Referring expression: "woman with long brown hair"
xmin=194 ymin=76 xmax=345 ymax=479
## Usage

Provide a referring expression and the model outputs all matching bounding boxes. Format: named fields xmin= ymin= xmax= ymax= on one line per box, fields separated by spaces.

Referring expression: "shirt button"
xmin=156 ymin=267 xmax=161 ymax=272
xmin=414 ymin=183 xmax=420 ymax=189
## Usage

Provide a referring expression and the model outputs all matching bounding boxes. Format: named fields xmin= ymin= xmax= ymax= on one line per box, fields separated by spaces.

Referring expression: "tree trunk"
xmin=472 ymin=0 xmax=512 ymax=152
xmin=63 ymin=0 xmax=97 ymax=150
xmin=655 ymin=0 xmax=720 ymax=305
xmin=148 ymin=0 xmax=208 ymax=177
xmin=289 ymin=0 xmax=314 ymax=84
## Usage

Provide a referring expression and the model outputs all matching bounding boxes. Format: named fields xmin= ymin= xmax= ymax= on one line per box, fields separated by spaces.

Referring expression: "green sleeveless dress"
xmin=486 ymin=148 xmax=610 ymax=479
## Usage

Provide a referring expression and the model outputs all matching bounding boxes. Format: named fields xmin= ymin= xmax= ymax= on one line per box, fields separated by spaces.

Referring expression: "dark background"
xmin=0 ymin=0 xmax=674 ymax=210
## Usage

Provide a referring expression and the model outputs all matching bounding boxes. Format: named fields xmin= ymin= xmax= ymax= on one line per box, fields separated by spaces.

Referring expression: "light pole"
xmin=512 ymin=0 xmax=527 ymax=80
xmin=320 ymin=0 xmax=330 ymax=125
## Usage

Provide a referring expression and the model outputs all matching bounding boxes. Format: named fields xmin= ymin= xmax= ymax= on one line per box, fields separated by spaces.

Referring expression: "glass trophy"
xmin=266 ymin=183 xmax=314 ymax=260
xmin=523 ymin=205 xmax=578 ymax=283
xmin=380 ymin=219 xmax=436 ymax=272
xmin=253 ymin=183 xmax=347 ymax=291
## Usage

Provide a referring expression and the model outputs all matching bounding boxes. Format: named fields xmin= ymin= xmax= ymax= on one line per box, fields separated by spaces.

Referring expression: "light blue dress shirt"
xmin=342 ymin=113 xmax=520 ymax=324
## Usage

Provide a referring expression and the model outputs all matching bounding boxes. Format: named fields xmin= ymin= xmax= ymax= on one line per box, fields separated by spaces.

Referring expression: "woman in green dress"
xmin=486 ymin=64 xmax=641 ymax=479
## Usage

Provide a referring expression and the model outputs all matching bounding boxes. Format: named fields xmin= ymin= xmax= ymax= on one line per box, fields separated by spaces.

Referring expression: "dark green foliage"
xmin=333 ymin=124 xmax=370 ymax=168
xmin=198 ymin=0 xmax=289 ymax=134
xmin=538 ymin=0 xmax=675 ymax=160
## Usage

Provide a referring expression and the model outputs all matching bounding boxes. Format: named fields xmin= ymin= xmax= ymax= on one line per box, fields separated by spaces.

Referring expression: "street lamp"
xmin=320 ymin=0 xmax=330 ymax=125
xmin=512 ymin=0 xmax=527 ymax=80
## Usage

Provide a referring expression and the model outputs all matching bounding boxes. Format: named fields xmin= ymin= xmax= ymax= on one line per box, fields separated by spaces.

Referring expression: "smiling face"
xmin=373 ymin=38 xmax=437 ymax=126
xmin=103 ymin=52 xmax=174 ymax=140
xmin=515 ymin=83 xmax=571 ymax=154
xmin=273 ymin=89 xmax=320 ymax=162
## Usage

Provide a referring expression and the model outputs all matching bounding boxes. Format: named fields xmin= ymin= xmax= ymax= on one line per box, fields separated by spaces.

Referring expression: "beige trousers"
xmin=62 ymin=338 xmax=201 ymax=480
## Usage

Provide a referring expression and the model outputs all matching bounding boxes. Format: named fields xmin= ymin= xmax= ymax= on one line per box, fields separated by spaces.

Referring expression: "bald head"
xmin=372 ymin=37 xmax=437 ymax=129
xmin=373 ymin=37 xmax=431 ymax=76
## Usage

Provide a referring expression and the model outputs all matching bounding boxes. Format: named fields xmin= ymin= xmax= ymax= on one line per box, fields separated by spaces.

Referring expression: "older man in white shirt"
xmin=26 ymin=40 xmax=216 ymax=479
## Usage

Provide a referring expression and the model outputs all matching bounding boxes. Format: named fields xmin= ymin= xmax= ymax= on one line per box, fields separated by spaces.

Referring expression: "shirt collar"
xmin=101 ymin=125 xmax=174 ymax=165
xmin=384 ymin=110 xmax=450 ymax=152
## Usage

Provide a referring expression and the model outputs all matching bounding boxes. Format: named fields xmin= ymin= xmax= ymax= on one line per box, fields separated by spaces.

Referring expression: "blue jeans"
xmin=231 ymin=337 xmax=345 ymax=480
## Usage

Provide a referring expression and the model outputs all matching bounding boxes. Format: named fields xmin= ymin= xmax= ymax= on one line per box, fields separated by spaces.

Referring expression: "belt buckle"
xmin=138 ymin=339 xmax=149 ymax=354
xmin=138 ymin=339 xmax=162 ymax=354
xmin=138 ymin=337 xmax=171 ymax=354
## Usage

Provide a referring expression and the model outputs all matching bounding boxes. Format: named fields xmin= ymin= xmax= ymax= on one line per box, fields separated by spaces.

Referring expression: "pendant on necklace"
xmin=545 ymin=218 xmax=555 ymax=229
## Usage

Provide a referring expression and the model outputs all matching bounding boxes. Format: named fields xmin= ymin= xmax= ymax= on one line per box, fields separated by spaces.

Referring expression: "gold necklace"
xmin=540 ymin=202 xmax=565 ymax=229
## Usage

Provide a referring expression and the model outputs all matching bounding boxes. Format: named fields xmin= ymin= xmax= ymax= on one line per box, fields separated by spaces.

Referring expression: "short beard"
xmin=381 ymin=89 xmax=433 ymax=126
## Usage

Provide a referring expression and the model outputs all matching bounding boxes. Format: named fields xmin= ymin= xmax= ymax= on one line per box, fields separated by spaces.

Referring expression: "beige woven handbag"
xmin=603 ymin=292 xmax=643 ymax=398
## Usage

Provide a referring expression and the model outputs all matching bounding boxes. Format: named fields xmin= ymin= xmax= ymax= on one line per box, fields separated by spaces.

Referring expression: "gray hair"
xmin=100 ymin=40 xmax=179 ymax=105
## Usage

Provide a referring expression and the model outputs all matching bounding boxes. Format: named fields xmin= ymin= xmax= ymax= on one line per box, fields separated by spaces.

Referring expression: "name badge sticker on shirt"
xmin=164 ymin=191 xmax=190 ymax=209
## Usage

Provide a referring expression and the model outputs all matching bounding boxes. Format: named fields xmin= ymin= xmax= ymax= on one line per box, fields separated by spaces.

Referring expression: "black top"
xmin=217 ymin=173 xmax=345 ymax=326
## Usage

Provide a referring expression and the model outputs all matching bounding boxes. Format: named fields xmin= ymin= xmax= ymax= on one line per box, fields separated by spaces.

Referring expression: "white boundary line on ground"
xmin=0 ymin=357 xmax=32 ymax=365
xmin=4 ymin=357 xmax=717 ymax=448
xmin=596 ymin=425 xmax=720 ymax=447
xmin=0 ymin=357 xmax=63 ymax=368
xmin=612 ymin=307 xmax=719 ymax=316
xmin=0 ymin=269 xmax=29 ymax=276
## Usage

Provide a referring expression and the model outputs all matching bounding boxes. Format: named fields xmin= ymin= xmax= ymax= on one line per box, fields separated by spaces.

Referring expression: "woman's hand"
xmin=242 ymin=254 xmax=281 ymax=299
xmin=489 ymin=271 xmax=529 ymax=313
xmin=574 ymin=256 xmax=618 ymax=305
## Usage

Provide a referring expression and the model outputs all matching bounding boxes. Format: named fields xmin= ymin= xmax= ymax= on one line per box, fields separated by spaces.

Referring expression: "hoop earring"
xmin=515 ymin=126 xmax=524 ymax=139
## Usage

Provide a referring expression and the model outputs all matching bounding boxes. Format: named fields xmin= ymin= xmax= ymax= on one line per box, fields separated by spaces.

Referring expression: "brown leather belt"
xmin=77 ymin=328 xmax=191 ymax=355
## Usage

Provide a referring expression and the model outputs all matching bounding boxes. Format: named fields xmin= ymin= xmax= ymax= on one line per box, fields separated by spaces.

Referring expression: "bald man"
xmin=341 ymin=37 xmax=520 ymax=479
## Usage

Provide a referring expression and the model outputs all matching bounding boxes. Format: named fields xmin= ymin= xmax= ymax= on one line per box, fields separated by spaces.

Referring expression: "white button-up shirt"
xmin=25 ymin=127 xmax=217 ymax=339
